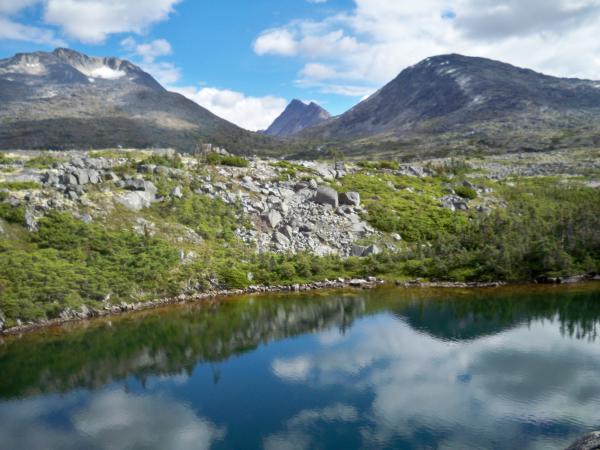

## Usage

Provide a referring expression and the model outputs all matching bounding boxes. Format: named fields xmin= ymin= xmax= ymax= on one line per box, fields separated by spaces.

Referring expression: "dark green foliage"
xmin=405 ymin=179 xmax=600 ymax=281
xmin=0 ymin=212 xmax=180 ymax=325
xmin=206 ymin=153 xmax=249 ymax=167
xmin=357 ymin=160 xmax=400 ymax=170
xmin=0 ymin=203 xmax=25 ymax=224
xmin=143 ymin=153 xmax=184 ymax=169
xmin=455 ymin=185 xmax=478 ymax=199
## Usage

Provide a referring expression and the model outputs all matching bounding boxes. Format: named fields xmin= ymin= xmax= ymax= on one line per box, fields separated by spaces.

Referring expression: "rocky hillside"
xmin=0 ymin=48 xmax=282 ymax=154
xmin=299 ymin=54 xmax=600 ymax=156
xmin=264 ymin=99 xmax=331 ymax=137
xmin=0 ymin=147 xmax=598 ymax=330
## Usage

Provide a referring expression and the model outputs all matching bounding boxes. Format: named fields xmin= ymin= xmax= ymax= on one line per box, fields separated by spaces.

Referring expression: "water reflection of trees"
xmin=0 ymin=293 xmax=366 ymax=399
xmin=0 ymin=285 xmax=598 ymax=400
xmin=384 ymin=286 xmax=600 ymax=342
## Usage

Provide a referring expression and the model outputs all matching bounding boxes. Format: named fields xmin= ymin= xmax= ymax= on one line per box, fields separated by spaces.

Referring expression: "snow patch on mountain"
xmin=78 ymin=65 xmax=126 ymax=80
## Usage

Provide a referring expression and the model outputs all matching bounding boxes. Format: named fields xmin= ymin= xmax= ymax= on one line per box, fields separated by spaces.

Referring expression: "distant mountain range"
xmin=0 ymin=48 xmax=280 ymax=153
xmin=297 ymin=54 xmax=600 ymax=156
xmin=1 ymin=49 xmax=600 ymax=157
xmin=263 ymin=99 xmax=330 ymax=137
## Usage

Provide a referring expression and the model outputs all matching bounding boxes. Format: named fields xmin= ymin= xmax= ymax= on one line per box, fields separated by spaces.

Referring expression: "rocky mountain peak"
xmin=299 ymin=54 xmax=600 ymax=154
xmin=264 ymin=99 xmax=331 ymax=138
xmin=0 ymin=48 xmax=279 ymax=152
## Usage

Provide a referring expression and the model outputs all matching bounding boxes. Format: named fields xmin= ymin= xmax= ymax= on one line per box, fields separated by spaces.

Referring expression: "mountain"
xmin=264 ymin=99 xmax=331 ymax=137
xmin=0 ymin=48 xmax=280 ymax=153
xmin=298 ymin=54 xmax=600 ymax=156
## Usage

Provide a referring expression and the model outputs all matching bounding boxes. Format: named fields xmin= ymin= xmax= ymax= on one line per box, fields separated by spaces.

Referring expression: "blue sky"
xmin=1 ymin=0 xmax=600 ymax=130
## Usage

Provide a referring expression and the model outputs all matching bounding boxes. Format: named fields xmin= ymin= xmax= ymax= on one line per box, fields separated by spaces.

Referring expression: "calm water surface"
xmin=1 ymin=284 xmax=600 ymax=450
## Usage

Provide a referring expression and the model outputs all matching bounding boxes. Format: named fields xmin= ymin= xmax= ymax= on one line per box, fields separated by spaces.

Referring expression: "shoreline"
xmin=2 ymin=276 xmax=598 ymax=337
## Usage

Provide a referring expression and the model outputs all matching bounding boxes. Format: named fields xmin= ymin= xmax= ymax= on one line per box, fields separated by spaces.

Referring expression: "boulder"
xmin=264 ymin=210 xmax=282 ymax=228
xmin=314 ymin=186 xmax=339 ymax=208
xmin=42 ymin=171 xmax=60 ymax=186
xmin=137 ymin=164 xmax=157 ymax=174
xmin=24 ymin=208 xmax=38 ymax=232
xmin=351 ymin=244 xmax=368 ymax=257
xmin=351 ymin=244 xmax=381 ymax=257
xmin=339 ymin=191 xmax=360 ymax=207
xmin=364 ymin=244 xmax=381 ymax=256
xmin=294 ymin=181 xmax=310 ymax=191
xmin=123 ymin=179 xmax=158 ymax=196
xmin=171 ymin=186 xmax=183 ymax=199
xmin=272 ymin=231 xmax=290 ymax=248
xmin=299 ymin=223 xmax=315 ymax=233
xmin=565 ymin=432 xmax=600 ymax=450
xmin=73 ymin=169 xmax=90 ymax=185
xmin=88 ymin=170 xmax=101 ymax=184
xmin=117 ymin=191 xmax=156 ymax=212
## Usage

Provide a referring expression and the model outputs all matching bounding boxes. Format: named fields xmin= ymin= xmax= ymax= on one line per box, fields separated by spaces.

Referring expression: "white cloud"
xmin=0 ymin=16 xmax=64 ymax=46
xmin=0 ymin=0 xmax=181 ymax=45
xmin=0 ymin=390 xmax=226 ymax=450
xmin=254 ymin=28 xmax=297 ymax=56
xmin=0 ymin=0 xmax=39 ymax=15
xmin=43 ymin=0 xmax=181 ymax=44
xmin=117 ymin=37 xmax=287 ymax=130
xmin=120 ymin=37 xmax=180 ymax=85
xmin=122 ymin=37 xmax=172 ymax=63
xmin=269 ymin=313 xmax=600 ymax=449
xmin=300 ymin=62 xmax=338 ymax=80
xmin=172 ymin=85 xmax=287 ymax=131
xmin=254 ymin=0 xmax=600 ymax=97
xmin=264 ymin=403 xmax=358 ymax=450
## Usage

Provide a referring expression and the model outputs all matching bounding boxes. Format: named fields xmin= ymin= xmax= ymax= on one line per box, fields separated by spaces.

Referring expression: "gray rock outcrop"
xmin=339 ymin=192 xmax=360 ymax=207
xmin=314 ymin=186 xmax=339 ymax=208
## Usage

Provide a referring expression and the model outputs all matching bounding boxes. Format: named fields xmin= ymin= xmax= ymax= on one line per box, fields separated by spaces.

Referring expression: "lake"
xmin=1 ymin=284 xmax=599 ymax=450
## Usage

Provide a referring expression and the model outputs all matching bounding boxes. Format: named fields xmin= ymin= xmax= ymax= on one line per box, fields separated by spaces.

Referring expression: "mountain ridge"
xmin=297 ymin=54 xmax=600 ymax=156
xmin=0 ymin=48 xmax=283 ymax=154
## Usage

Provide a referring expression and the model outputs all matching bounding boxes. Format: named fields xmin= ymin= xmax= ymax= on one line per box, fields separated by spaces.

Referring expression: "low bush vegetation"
xmin=24 ymin=155 xmax=65 ymax=169
xmin=0 ymin=212 xmax=181 ymax=326
xmin=206 ymin=153 xmax=249 ymax=167
xmin=339 ymin=171 xmax=466 ymax=241
xmin=455 ymin=185 xmax=478 ymax=199
xmin=0 ymin=181 xmax=42 ymax=191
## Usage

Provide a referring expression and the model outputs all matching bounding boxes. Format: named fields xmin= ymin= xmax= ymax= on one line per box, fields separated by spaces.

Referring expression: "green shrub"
xmin=0 ymin=203 xmax=26 ymax=224
xmin=144 ymin=153 xmax=184 ymax=169
xmin=0 ymin=212 xmax=181 ymax=323
xmin=24 ymin=155 xmax=65 ymax=169
xmin=340 ymin=172 xmax=466 ymax=241
xmin=455 ymin=185 xmax=478 ymax=200
xmin=206 ymin=153 xmax=249 ymax=167
xmin=378 ymin=160 xmax=400 ymax=170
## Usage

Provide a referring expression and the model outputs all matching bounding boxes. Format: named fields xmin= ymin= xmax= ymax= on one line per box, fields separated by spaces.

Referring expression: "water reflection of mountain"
xmin=0 ymin=284 xmax=599 ymax=400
